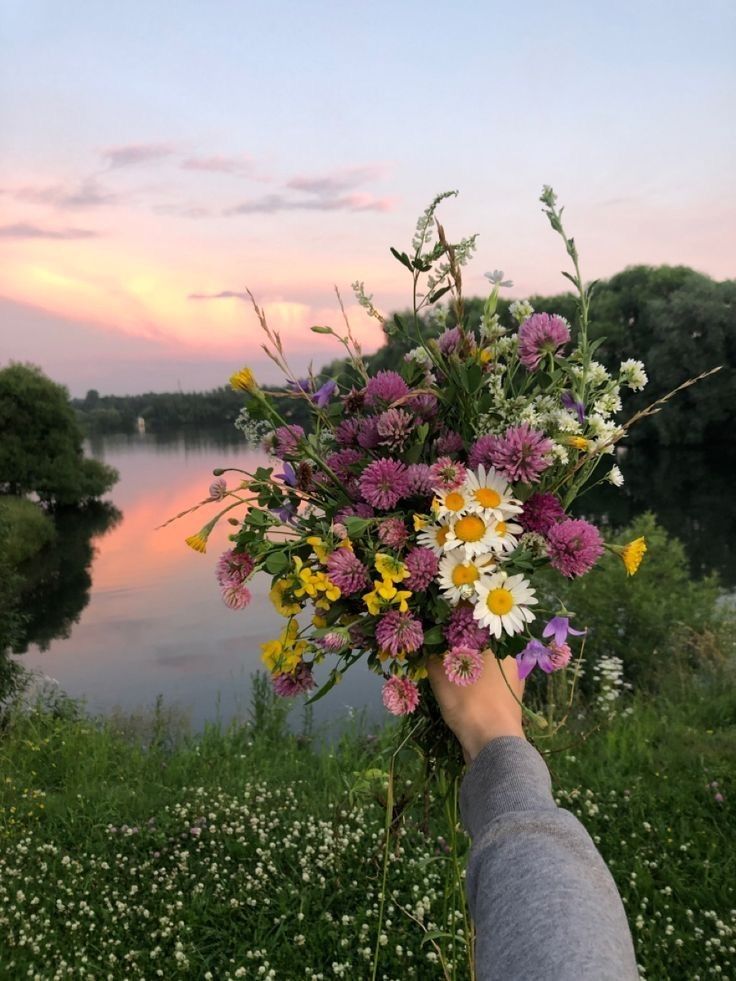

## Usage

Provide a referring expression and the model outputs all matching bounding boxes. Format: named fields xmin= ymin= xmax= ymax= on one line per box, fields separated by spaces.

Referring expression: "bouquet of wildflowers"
xmin=184 ymin=187 xmax=712 ymax=742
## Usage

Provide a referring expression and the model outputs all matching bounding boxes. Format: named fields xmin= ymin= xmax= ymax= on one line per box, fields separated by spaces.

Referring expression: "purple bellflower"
xmin=542 ymin=616 xmax=587 ymax=646
xmin=516 ymin=639 xmax=555 ymax=680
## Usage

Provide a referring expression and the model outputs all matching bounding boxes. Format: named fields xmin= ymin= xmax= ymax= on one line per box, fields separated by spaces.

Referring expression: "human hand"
xmin=426 ymin=651 xmax=525 ymax=764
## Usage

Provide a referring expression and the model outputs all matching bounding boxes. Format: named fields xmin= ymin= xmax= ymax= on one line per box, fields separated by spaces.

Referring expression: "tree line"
xmin=73 ymin=265 xmax=734 ymax=445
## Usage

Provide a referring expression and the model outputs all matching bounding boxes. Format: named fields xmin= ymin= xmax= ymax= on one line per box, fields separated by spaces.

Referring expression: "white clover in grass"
xmin=473 ymin=570 xmax=537 ymax=638
xmin=437 ymin=552 xmax=495 ymax=605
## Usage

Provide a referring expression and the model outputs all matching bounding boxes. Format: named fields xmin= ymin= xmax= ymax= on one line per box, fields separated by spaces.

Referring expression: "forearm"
xmin=461 ymin=737 xmax=639 ymax=981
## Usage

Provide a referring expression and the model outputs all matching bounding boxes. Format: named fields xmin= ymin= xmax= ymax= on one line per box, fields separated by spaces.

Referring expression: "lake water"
xmin=16 ymin=431 xmax=736 ymax=729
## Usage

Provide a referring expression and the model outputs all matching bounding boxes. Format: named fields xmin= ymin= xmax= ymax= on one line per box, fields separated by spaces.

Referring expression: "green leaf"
xmin=422 ymin=626 xmax=444 ymax=646
xmin=389 ymin=247 xmax=414 ymax=272
xmin=264 ymin=551 xmax=288 ymax=574
xmin=344 ymin=516 xmax=373 ymax=537
xmin=246 ymin=507 xmax=270 ymax=526
xmin=305 ymin=671 xmax=340 ymax=706
xmin=254 ymin=466 xmax=274 ymax=481
xmin=427 ymin=284 xmax=451 ymax=305
xmin=466 ymin=362 xmax=483 ymax=393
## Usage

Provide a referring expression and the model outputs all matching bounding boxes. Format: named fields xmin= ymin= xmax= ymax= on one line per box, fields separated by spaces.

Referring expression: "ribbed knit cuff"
xmin=459 ymin=736 xmax=557 ymax=840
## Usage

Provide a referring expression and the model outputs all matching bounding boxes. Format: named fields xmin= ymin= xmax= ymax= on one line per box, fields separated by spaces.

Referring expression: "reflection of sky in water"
xmin=22 ymin=433 xmax=382 ymax=730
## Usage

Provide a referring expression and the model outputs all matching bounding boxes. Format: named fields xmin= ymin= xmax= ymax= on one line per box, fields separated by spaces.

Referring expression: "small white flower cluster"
xmin=509 ymin=299 xmax=534 ymax=323
xmin=592 ymin=654 xmax=632 ymax=716
xmin=619 ymin=359 xmax=648 ymax=391
xmin=234 ymin=407 xmax=270 ymax=445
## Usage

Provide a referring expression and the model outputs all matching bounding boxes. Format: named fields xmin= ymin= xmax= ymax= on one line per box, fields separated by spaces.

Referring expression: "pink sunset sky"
xmin=1 ymin=0 xmax=734 ymax=396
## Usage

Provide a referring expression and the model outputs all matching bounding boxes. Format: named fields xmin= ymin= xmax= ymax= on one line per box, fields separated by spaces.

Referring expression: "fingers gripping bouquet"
xmin=185 ymin=187 xmax=702 ymax=739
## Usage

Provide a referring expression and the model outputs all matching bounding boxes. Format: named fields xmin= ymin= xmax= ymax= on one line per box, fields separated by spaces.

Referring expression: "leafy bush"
xmin=542 ymin=513 xmax=732 ymax=685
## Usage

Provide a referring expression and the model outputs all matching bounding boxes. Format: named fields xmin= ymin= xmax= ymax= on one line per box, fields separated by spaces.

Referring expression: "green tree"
xmin=0 ymin=363 xmax=119 ymax=506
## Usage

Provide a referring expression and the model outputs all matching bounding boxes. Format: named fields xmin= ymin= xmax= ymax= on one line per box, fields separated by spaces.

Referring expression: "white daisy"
xmin=473 ymin=571 xmax=538 ymax=638
xmin=434 ymin=484 xmax=471 ymax=520
xmin=485 ymin=517 xmax=523 ymax=555
xmin=464 ymin=466 xmax=523 ymax=521
xmin=417 ymin=521 xmax=452 ymax=556
xmin=442 ymin=513 xmax=499 ymax=559
xmin=437 ymin=553 xmax=496 ymax=605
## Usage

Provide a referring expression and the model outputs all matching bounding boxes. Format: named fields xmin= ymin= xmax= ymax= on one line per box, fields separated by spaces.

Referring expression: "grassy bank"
xmin=0 ymin=664 xmax=734 ymax=980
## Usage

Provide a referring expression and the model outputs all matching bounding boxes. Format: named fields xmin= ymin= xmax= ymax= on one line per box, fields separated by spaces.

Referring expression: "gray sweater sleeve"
xmin=460 ymin=736 xmax=639 ymax=981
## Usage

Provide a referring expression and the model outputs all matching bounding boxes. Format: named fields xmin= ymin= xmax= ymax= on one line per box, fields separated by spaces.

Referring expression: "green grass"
xmin=0 ymin=667 xmax=734 ymax=980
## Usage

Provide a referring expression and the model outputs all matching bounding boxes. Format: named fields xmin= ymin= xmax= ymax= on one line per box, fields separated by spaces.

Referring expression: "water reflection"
xmin=13 ymin=502 xmax=121 ymax=653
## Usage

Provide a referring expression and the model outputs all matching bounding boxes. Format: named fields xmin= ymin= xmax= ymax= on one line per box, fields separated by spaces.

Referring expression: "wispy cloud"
xmin=153 ymin=203 xmax=211 ymax=219
xmin=181 ymin=154 xmax=255 ymax=175
xmin=187 ymin=290 xmax=247 ymax=301
xmin=101 ymin=143 xmax=175 ymax=169
xmin=13 ymin=178 xmax=119 ymax=209
xmin=0 ymin=222 xmax=100 ymax=240
xmin=286 ymin=164 xmax=387 ymax=196
xmin=225 ymin=192 xmax=394 ymax=215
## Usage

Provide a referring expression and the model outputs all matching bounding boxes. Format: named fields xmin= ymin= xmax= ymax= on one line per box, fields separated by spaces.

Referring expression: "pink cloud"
xmin=0 ymin=222 xmax=101 ymax=240
xmin=181 ymin=154 xmax=256 ymax=175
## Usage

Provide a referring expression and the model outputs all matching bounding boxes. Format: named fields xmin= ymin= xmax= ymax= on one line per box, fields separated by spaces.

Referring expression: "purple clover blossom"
xmin=516 ymin=639 xmax=555 ymax=680
xmin=561 ymin=391 xmax=586 ymax=426
xmin=542 ymin=616 xmax=587 ymax=647
xmin=547 ymin=519 xmax=604 ymax=578
xmin=488 ymin=425 xmax=553 ymax=484
xmin=313 ymin=378 xmax=338 ymax=408
xmin=364 ymin=371 xmax=410 ymax=409
xmin=518 ymin=313 xmax=571 ymax=370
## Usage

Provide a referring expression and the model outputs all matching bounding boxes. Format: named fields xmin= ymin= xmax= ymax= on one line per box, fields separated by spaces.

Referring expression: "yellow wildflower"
xmin=261 ymin=620 xmax=308 ymax=674
xmin=312 ymin=614 xmax=328 ymax=628
xmin=621 ymin=537 xmax=647 ymax=576
xmin=566 ymin=435 xmax=590 ymax=451
xmin=479 ymin=348 xmax=493 ymax=364
xmin=307 ymin=536 xmax=330 ymax=563
xmin=413 ymin=514 xmax=428 ymax=531
xmin=363 ymin=587 xmax=383 ymax=615
xmin=269 ymin=578 xmax=302 ymax=616
xmin=409 ymin=663 xmax=429 ymax=681
xmin=374 ymin=553 xmax=409 ymax=582
xmin=229 ymin=366 xmax=258 ymax=392
xmin=185 ymin=532 xmax=208 ymax=554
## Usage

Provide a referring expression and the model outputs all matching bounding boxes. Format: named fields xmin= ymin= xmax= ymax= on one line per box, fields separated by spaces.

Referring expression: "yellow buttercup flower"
xmin=230 ymin=366 xmax=258 ymax=392
xmin=621 ymin=537 xmax=647 ymax=576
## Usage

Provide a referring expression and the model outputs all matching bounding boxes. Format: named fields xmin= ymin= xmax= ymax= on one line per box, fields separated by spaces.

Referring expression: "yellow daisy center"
xmin=487 ymin=587 xmax=514 ymax=616
xmin=495 ymin=521 xmax=507 ymax=536
xmin=452 ymin=564 xmax=479 ymax=586
xmin=444 ymin=491 xmax=466 ymax=512
xmin=436 ymin=526 xmax=450 ymax=546
xmin=474 ymin=488 xmax=501 ymax=509
xmin=454 ymin=515 xmax=486 ymax=543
